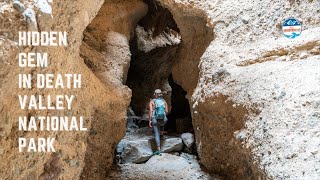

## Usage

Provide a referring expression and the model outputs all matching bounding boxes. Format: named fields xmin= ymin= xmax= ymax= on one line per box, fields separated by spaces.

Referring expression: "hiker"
xmin=149 ymin=89 xmax=169 ymax=155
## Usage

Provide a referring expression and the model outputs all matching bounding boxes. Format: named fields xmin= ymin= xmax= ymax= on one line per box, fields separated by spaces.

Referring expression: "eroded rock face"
xmin=179 ymin=0 xmax=320 ymax=179
xmin=126 ymin=0 xmax=181 ymax=115
xmin=0 ymin=0 xmax=133 ymax=179
xmin=159 ymin=0 xmax=215 ymax=94
xmin=80 ymin=0 xmax=148 ymax=86
xmin=158 ymin=0 xmax=320 ymax=179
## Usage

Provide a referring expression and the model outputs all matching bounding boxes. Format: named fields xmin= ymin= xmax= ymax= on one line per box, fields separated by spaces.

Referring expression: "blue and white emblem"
xmin=282 ymin=18 xmax=302 ymax=39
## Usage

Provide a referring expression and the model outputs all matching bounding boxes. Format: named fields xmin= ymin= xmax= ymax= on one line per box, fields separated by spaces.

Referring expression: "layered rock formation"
xmin=1 ymin=0 xmax=319 ymax=179
xmin=185 ymin=1 xmax=320 ymax=179
xmin=0 ymin=0 xmax=132 ymax=179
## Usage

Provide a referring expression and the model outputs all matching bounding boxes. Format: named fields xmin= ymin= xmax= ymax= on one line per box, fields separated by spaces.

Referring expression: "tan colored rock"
xmin=0 ymin=0 xmax=133 ymax=179
xmin=184 ymin=0 xmax=320 ymax=179
xmin=160 ymin=0 xmax=214 ymax=94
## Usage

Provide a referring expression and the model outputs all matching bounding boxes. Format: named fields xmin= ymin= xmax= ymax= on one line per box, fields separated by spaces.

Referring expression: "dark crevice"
xmin=140 ymin=0 xmax=180 ymax=37
xmin=127 ymin=38 xmax=179 ymax=116
xmin=166 ymin=74 xmax=193 ymax=133
xmin=126 ymin=0 xmax=193 ymax=135
xmin=126 ymin=0 xmax=180 ymax=116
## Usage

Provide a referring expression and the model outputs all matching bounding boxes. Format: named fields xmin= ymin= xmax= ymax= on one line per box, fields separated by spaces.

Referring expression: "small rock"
xmin=299 ymin=52 xmax=308 ymax=59
xmin=13 ymin=0 xmax=25 ymax=13
xmin=181 ymin=133 xmax=194 ymax=148
xmin=285 ymin=56 xmax=291 ymax=61
xmin=241 ymin=15 xmax=250 ymax=24
xmin=169 ymin=152 xmax=180 ymax=156
xmin=35 ymin=0 xmax=52 ymax=14
xmin=69 ymin=159 xmax=79 ymax=167
xmin=23 ymin=8 xmax=38 ymax=31
xmin=234 ymin=129 xmax=247 ymax=141
xmin=127 ymin=106 xmax=136 ymax=116
xmin=116 ymin=139 xmax=126 ymax=154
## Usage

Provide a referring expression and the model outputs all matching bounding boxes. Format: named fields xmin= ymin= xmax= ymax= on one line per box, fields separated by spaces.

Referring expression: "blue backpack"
xmin=153 ymin=98 xmax=166 ymax=119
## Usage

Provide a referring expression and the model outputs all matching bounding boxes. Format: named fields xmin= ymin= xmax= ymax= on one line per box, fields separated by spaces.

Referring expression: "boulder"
xmin=120 ymin=139 xmax=153 ymax=164
xmin=181 ymin=132 xmax=194 ymax=148
xmin=161 ymin=137 xmax=183 ymax=153
xmin=116 ymin=139 xmax=127 ymax=154
xmin=145 ymin=153 xmax=191 ymax=171
xmin=118 ymin=136 xmax=184 ymax=164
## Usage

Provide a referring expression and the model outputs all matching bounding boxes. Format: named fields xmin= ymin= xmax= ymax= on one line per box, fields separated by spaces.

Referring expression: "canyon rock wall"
xmin=160 ymin=0 xmax=320 ymax=179
xmin=0 ymin=0 xmax=133 ymax=179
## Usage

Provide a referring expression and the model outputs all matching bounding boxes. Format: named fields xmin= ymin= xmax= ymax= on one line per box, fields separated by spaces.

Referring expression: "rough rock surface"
xmin=161 ymin=137 xmax=184 ymax=152
xmin=118 ymin=121 xmax=184 ymax=164
xmin=107 ymin=153 xmax=216 ymax=180
xmin=181 ymin=132 xmax=195 ymax=148
xmin=126 ymin=0 xmax=181 ymax=115
xmin=119 ymin=139 xmax=154 ymax=164
xmin=159 ymin=0 xmax=320 ymax=179
xmin=0 ymin=0 xmax=133 ymax=179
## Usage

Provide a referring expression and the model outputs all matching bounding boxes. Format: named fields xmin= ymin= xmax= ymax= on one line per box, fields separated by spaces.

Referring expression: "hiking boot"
xmin=153 ymin=150 xmax=162 ymax=156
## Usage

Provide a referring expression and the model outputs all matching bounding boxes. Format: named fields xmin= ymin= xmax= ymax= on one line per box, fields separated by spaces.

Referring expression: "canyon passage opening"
xmin=124 ymin=0 xmax=195 ymax=152
xmin=126 ymin=17 xmax=193 ymax=134
xmin=80 ymin=0 xmax=216 ymax=178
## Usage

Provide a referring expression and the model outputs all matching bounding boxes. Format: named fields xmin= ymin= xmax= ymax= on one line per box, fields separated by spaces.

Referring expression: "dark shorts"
xmin=151 ymin=116 xmax=168 ymax=126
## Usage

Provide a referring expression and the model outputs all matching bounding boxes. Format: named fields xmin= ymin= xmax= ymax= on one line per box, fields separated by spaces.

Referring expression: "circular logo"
xmin=282 ymin=18 xmax=302 ymax=39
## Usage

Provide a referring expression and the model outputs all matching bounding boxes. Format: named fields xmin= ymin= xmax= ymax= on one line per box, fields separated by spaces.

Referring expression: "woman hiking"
xmin=149 ymin=89 xmax=169 ymax=155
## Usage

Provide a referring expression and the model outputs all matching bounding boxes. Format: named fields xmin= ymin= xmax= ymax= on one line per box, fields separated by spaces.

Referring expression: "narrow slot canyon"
xmin=77 ymin=0 xmax=264 ymax=178
xmin=79 ymin=0 xmax=218 ymax=179
xmin=108 ymin=0 xmax=210 ymax=178
xmin=76 ymin=0 xmax=268 ymax=179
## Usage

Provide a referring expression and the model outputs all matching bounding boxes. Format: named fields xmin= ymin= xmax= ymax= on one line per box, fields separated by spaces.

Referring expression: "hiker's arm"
xmin=149 ymin=101 xmax=153 ymax=128
xmin=149 ymin=101 xmax=153 ymax=121
xmin=165 ymin=101 xmax=169 ymax=114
